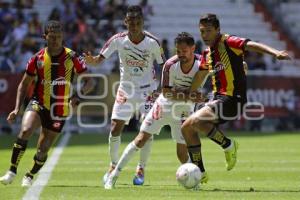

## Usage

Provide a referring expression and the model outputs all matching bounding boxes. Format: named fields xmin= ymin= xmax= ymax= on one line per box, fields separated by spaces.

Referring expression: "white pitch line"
xmin=22 ymin=133 xmax=71 ymax=200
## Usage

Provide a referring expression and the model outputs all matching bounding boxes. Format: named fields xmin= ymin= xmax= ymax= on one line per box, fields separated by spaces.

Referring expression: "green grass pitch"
xmin=1 ymin=131 xmax=300 ymax=200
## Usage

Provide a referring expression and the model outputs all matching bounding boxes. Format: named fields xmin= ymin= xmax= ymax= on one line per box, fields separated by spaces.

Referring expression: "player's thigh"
xmin=111 ymin=98 xmax=136 ymax=125
xmin=139 ymin=107 xmax=165 ymax=136
xmin=19 ymin=111 xmax=41 ymax=139
xmin=184 ymin=105 xmax=217 ymax=132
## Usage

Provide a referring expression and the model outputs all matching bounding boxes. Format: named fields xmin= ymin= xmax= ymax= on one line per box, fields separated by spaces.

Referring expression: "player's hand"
xmin=70 ymin=96 xmax=81 ymax=108
xmin=83 ymin=51 xmax=96 ymax=65
xmin=276 ymin=50 xmax=291 ymax=60
xmin=7 ymin=110 xmax=18 ymax=124
xmin=189 ymin=92 xmax=205 ymax=103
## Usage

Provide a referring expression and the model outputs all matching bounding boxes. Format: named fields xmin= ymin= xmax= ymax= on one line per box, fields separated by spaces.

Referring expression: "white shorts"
xmin=140 ymin=97 xmax=193 ymax=144
xmin=111 ymin=87 xmax=154 ymax=124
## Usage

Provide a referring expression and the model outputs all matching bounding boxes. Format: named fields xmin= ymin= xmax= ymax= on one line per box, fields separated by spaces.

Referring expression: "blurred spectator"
xmin=139 ymin=0 xmax=154 ymax=20
xmin=12 ymin=12 xmax=28 ymax=42
xmin=48 ymin=7 xmax=61 ymax=21
xmin=244 ymin=51 xmax=267 ymax=70
xmin=0 ymin=52 xmax=16 ymax=73
xmin=27 ymin=12 xmax=42 ymax=37
xmin=15 ymin=40 xmax=34 ymax=73
xmin=14 ymin=0 xmax=34 ymax=8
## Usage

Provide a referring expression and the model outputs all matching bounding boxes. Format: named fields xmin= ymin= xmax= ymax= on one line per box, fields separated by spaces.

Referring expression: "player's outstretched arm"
xmin=83 ymin=51 xmax=106 ymax=66
xmin=7 ymin=73 xmax=34 ymax=124
xmin=245 ymin=41 xmax=291 ymax=60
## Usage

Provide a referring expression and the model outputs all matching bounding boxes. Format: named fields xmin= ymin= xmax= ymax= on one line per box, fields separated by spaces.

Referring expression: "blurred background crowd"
xmin=0 ymin=0 xmax=300 ymax=134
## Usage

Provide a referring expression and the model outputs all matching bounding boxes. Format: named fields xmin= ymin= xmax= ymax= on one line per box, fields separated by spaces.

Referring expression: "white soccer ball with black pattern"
xmin=176 ymin=163 xmax=202 ymax=189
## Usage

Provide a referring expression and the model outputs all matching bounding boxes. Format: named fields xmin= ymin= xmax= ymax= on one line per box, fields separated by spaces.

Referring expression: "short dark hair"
xmin=199 ymin=13 xmax=220 ymax=28
xmin=126 ymin=5 xmax=143 ymax=18
xmin=44 ymin=20 xmax=63 ymax=35
xmin=175 ymin=32 xmax=195 ymax=46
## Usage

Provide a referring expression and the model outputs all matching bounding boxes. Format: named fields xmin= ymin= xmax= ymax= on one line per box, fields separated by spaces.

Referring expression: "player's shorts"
xmin=26 ymin=100 xmax=66 ymax=132
xmin=140 ymin=96 xmax=194 ymax=144
xmin=204 ymin=94 xmax=247 ymax=124
xmin=111 ymin=86 xmax=155 ymax=124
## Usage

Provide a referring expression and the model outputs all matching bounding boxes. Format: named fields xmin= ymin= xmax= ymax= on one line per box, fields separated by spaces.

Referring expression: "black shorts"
xmin=26 ymin=100 xmax=66 ymax=132
xmin=205 ymin=94 xmax=247 ymax=124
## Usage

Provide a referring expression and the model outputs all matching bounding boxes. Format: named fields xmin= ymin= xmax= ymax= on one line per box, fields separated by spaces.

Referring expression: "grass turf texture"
xmin=1 ymin=131 xmax=300 ymax=200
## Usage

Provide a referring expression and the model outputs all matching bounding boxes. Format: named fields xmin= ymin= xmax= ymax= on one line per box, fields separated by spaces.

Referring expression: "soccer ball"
xmin=176 ymin=163 xmax=201 ymax=189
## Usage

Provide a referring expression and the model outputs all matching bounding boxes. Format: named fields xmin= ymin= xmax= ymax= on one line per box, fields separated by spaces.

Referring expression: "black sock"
xmin=187 ymin=144 xmax=205 ymax=172
xmin=9 ymin=138 xmax=28 ymax=174
xmin=207 ymin=127 xmax=231 ymax=149
xmin=27 ymin=154 xmax=47 ymax=176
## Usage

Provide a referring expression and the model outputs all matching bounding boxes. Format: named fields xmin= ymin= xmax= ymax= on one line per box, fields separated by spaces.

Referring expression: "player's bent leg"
xmin=22 ymin=128 xmax=59 ymax=187
xmin=0 ymin=111 xmax=41 ymax=185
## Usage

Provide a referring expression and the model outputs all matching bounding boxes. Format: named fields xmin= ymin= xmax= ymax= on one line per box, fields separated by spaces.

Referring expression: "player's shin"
xmin=109 ymin=132 xmax=121 ymax=166
xmin=187 ymin=144 xmax=205 ymax=173
xmin=207 ymin=126 xmax=231 ymax=149
xmin=9 ymin=138 xmax=28 ymax=174
xmin=116 ymin=141 xmax=140 ymax=172
xmin=25 ymin=154 xmax=47 ymax=179
xmin=138 ymin=135 xmax=153 ymax=169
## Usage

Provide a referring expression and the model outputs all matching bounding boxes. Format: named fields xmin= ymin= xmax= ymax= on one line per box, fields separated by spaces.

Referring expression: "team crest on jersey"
xmin=32 ymin=103 xmax=40 ymax=111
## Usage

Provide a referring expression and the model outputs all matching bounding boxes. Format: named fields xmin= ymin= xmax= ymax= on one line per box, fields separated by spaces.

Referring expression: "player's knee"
xmin=19 ymin=127 xmax=34 ymax=139
xmin=182 ymin=117 xmax=198 ymax=134
xmin=134 ymin=132 xmax=151 ymax=148
xmin=110 ymin=120 xmax=124 ymax=136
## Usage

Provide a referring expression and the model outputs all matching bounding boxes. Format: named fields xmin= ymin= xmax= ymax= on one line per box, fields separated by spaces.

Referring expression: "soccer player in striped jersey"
xmin=104 ymin=32 xmax=209 ymax=189
xmin=84 ymin=5 xmax=165 ymax=185
xmin=0 ymin=21 xmax=94 ymax=187
xmin=181 ymin=14 xmax=291 ymax=175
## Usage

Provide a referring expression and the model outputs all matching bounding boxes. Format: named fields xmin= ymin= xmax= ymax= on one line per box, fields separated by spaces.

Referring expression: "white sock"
xmin=137 ymin=136 xmax=153 ymax=169
xmin=116 ymin=141 xmax=140 ymax=171
xmin=109 ymin=133 xmax=121 ymax=166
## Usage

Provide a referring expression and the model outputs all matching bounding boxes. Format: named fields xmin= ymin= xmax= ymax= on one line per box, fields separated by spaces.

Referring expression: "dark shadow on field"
xmin=47 ymin=184 xmax=300 ymax=193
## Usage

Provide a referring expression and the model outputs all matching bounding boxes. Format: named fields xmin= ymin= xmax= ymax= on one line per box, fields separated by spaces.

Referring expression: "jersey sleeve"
xmin=161 ymin=61 xmax=173 ymax=88
xmin=73 ymin=54 xmax=87 ymax=74
xmin=198 ymin=51 xmax=209 ymax=71
xmin=226 ymin=35 xmax=250 ymax=52
xmin=152 ymin=41 xmax=165 ymax=65
xmin=25 ymin=56 xmax=37 ymax=76
xmin=99 ymin=34 xmax=119 ymax=59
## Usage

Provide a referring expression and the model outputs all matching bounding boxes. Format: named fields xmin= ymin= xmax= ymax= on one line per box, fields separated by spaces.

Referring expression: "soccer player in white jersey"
xmin=104 ymin=32 xmax=209 ymax=189
xmin=84 ymin=5 xmax=165 ymax=185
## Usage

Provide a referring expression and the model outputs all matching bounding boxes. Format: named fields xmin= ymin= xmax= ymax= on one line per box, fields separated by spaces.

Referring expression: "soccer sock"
xmin=109 ymin=133 xmax=121 ymax=166
xmin=207 ymin=126 xmax=231 ymax=149
xmin=116 ymin=141 xmax=140 ymax=173
xmin=187 ymin=144 xmax=205 ymax=172
xmin=137 ymin=136 xmax=153 ymax=170
xmin=26 ymin=154 xmax=47 ymax=179
xmin=9 ymin=138 xmax=28 ymax=174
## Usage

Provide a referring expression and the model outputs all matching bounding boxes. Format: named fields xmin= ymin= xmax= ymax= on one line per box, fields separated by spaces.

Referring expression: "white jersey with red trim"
xmin=100 ymin=31 xmax=165 ymax=91
xmin=158 ymin=54 xmax=202 ymax=115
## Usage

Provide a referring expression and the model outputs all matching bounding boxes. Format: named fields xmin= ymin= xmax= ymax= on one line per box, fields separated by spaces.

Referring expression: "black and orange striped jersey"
xmin=25 ymin=47 xmax=87 ymax=117
xmin=201 ymin=34 xmax=250 ymax=99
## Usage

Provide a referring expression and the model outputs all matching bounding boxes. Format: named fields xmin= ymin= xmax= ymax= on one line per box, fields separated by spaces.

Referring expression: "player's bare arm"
xmin=70 ymin=72 xmax=95 ymax=107
xmin=83 ymin=51 xmax=106 ymax=66
xmin=245 ymin=41 xmax=291 ymax=60
xmin=7 ymin=73 xmax=35 ymax=124
xmin=189 ymin=70 xmax=209 ymax=102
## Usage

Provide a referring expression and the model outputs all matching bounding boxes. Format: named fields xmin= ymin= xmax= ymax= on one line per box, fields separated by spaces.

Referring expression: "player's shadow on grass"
xmin=203 ymin=188 xmax=300 ymax=193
